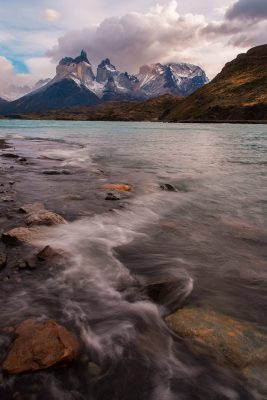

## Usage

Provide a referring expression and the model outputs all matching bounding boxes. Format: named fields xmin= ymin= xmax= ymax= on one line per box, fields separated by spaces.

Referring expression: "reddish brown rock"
xmin=103 ymin=184 xmax=133 ymax=192
xmin=166 ymin=307 xmax=267 ymax=369
xmin=25 ymin=211 xmax=66 ymax=227
xmin=1 ymin=227 xmax=32 ymax=246
xmin=37 ymin=245 xmax=60 ymax=261
xmin=3 ymin=320 xmax=80 ymax=374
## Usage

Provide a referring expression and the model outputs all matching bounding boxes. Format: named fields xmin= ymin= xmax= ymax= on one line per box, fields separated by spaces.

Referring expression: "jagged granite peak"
xmin=0 ymin=50 xmax=209 ymax=114
xmin=59 ymin=50 xmax=90 ymax=66
xmin=56 ymin=50 xmax=95 ymax=83
xmin=137 ymin=62 xmax=208 ymax=97
xmin=96 ymin=58 xmax=118 ymax=83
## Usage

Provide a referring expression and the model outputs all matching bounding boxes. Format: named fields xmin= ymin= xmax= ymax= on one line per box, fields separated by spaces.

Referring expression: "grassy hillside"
xmin=164 ymin=44 xmax=267 ymax=122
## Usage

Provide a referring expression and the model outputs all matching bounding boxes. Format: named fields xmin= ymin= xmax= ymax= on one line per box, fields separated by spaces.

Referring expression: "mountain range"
xmin=0 ymin=51 xmax=208 ymax=114
xmin=0 ymin=44 xmax=266 ymax=122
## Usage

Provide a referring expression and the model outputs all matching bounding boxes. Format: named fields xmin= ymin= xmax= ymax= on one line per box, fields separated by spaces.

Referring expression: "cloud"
xmin=0 ymin=57 xmax=31 ymax=100
xmin=0 ymin=56 xmax=55 ymax=100
xmin=47 ymin=1 xmax=207 ymax=73
xmin=225 ymin=0 xmax=267 ymax=21
xmin=44 ymin=8 xmax=61 ymax=22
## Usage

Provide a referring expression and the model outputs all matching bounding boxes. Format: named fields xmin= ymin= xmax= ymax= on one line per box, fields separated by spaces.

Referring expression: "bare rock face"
xmin=25 ymin=211 xmax=67 ymax=227
xmin=1 ymin=227 xmax=32 ymax=245
xmin=3 ymin=320 xmax=80 ymax=374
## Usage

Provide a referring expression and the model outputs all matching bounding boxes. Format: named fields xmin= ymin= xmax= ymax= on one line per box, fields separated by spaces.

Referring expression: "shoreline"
xmin=0 ymin=116 xmax=267 ymax=124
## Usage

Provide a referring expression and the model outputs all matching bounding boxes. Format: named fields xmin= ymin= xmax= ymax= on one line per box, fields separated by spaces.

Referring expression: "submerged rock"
xmin=2 ymin=227 xmax=32 ymax=246
xmin=1 ymin=153 xmax=20 ymax=159
xmin=103 ymin=184 xmax=133 ymax=192
xmin=42 ymin=169 xmax=72 ymax=175
xmin=166 ymin=307 xmax=267 ymax=369
xmin=0 ymin=252 xmax=7 ymax=270
xmin=105 ymin=193 xmax=120 ymax=201
xmin=19 ymin=202 xmax=45 ymax=214
xmin=25 ymin=210 xmax=66 ymax=227
xmin=160 ymin=183 xmax=176 ymax=192
xmin=3 ymin=320 xmax=80 ymax=374
xmin=88 ymin=362 xmax=102 ymax=377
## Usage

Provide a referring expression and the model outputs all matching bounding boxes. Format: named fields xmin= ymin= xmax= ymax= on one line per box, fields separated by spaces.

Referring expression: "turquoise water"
xmin=0 ymin=120 xmax=267 ymax=399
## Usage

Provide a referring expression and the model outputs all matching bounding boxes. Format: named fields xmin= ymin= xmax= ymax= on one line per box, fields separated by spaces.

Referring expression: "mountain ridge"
xmin=0 ymin=51 xmax=208 ymax=114
xmin=163 ymin=44 xmax=267 ymax=122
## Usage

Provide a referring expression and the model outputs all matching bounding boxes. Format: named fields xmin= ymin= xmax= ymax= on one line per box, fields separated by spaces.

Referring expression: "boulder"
xmin=166 ymin=307 xmax=267 ymax=369
xmin=3 ymin=320 xmax=80 ymax=374
xmin=103 ymin=184 xmax=133 ymax=192
xmin=2 ymin=227 xmax=32 ymax=246
xmin=19 ymin=202 xmax=45 ymax=214
xmin=37 ymin=245 xmax=59 ymax=261
xmin=25 ymin=211 xmax=66 ymax=227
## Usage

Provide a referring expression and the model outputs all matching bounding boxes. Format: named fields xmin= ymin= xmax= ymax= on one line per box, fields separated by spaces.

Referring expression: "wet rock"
xmin=42 ymin=170 xmax=61 ymax=175
xmin=2 ymin=196 xmax=14 ymax=202
xmin=88 ymin=362 xmax=102 ymax=377
xmin=25 ymin=257 xmax=37 ymax=270
xmin=166 ymin=307 xmax=267 ymax=369
xmin=0 ymin=252 xmax=7 ymax=270
xmin=25 ymin=210 xmax=67 ymax=227
xmin=63 ymin=194 xmax=83 ymax=201
xmin=2 ymin=227 xmax=32 ymax=246
xmin=37 ymin=245 xmax=58 ymax=261
xmin=160 ymin=183 xmax=176 ymax=192
xmin=16 ymin=261 xmax=28 ymax=270
xmin=42 ymin=169 xmax=72 ymax=175
xmin=1 ymin=153 xmax=19 ymax=159
xmin=105 ymin=192 xmax=120 ymax=201
xmin=103 ymin=183 xmax=133 ymax=192
xmin=9 ymin=181 xmax=15 ymax=185
xmin=19 ymin=201 xmax=45 ymax=214
xmin=143 ymin=276 xmax=191 ymax=314
xmin=3 ymin=320 xmax=80 ymax=374
xmin=221 ymin=218 xmax=267 ymax=244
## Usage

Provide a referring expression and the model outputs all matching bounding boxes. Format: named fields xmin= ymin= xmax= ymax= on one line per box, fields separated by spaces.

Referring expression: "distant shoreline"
xmin=0 ymin=116 xmax=267 ymax=124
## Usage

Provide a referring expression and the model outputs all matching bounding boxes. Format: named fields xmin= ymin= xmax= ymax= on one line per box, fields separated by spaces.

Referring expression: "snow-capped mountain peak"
xmin=2 ymin=52 xmax=209 ymax=113
xmin=96 ymin=59 xmax=118 ymax=83
xmin=137 ymin=62 xmax=208 ymax=97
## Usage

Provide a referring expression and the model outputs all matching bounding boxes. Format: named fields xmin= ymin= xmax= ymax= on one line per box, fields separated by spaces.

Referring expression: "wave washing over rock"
xmin=0 ymin=121 xmax=267 ymax=399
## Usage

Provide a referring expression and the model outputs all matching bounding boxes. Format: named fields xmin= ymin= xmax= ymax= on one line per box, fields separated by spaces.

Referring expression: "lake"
xmin=0 ymin=120 xmax=267 ymax=399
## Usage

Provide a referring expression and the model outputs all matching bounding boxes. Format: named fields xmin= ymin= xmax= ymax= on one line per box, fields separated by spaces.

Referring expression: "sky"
xmin=0 ymin=0 xmax=266 ymax=99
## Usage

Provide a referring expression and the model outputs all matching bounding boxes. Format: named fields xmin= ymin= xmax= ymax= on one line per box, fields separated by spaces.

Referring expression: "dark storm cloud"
xmin=226 ymin=0 xmax=267 ymax=21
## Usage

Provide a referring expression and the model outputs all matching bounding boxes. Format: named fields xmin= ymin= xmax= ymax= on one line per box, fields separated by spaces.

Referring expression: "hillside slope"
xmin=164 ymin=44 xmax=267 ymax=122
xmin=11 ymin=95 xmax=181 ymax=122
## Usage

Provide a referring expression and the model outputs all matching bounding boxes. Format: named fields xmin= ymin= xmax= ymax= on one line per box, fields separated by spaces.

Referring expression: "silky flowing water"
xmin=0 ymin=121 xmax=267 ymax=399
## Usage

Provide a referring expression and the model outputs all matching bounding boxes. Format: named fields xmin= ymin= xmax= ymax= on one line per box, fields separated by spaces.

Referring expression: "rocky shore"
xmin=0 ymin=137 xmax=267 ymax=398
